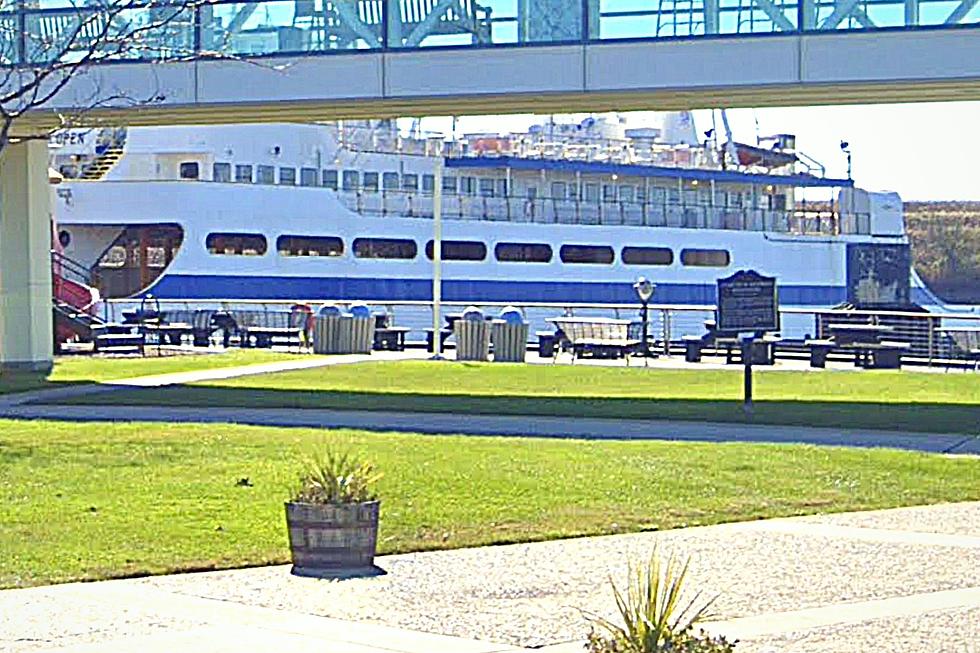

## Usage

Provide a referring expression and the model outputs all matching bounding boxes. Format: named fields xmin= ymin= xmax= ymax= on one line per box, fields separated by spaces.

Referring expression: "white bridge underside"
xmin=21 ymin=28 xmax=980 ymax=131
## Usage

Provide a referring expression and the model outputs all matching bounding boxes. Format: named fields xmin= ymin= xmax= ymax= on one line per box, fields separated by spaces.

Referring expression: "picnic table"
xmin=810 ymin=322 xmax=909 ymax=369
xmin=683 ymin=320 xmax=780 ymax=365
xmin=546 ymin=317 xmax=640 ymax=362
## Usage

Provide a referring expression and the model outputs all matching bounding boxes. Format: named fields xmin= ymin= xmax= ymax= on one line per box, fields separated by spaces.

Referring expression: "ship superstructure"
xmin=50 ymin=114 xmax=926 ymax=315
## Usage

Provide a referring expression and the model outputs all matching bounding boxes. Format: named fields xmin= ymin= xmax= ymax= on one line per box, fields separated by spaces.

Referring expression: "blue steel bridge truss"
xmin=0 ymin=0 xmax=976 ymax=65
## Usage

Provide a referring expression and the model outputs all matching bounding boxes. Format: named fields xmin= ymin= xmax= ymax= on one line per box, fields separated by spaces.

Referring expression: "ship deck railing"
xmin=336 ymin=189 xmax=865 ymax=236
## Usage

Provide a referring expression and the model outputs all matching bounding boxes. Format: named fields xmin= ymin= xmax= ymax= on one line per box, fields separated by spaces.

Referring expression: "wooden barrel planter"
xmin=284 ymin=500 xmax=380 ymax=576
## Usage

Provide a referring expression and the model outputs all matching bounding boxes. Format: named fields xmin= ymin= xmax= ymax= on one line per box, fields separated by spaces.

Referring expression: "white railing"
xmin=102 ymin=298 xmax=980 ymax=365
xmin=336 ymin=189 xmax=865 ymax=235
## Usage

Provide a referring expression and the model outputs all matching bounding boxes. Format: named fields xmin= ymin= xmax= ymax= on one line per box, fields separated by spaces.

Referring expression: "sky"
xmin=409 ymin=101 xmax=980 ymax=202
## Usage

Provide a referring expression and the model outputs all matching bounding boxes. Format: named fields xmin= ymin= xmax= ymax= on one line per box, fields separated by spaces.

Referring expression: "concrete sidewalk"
xmin=4 ymin=402 xmax=978 ymax=454
xmin=3 ymin=502 xmax=979 ymax=652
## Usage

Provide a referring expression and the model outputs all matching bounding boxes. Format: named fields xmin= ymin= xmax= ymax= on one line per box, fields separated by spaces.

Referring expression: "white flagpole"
xmin=431 ymin=153 xmax=444 ymax=360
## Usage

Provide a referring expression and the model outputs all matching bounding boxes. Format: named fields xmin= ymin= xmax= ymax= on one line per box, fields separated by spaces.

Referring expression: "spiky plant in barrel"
xmin=285 ymin=451 xmax=382 ymax=576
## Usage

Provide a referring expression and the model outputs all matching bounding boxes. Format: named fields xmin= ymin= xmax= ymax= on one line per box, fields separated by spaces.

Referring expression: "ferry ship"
xmin=49 ymin=113 xmax=950 ymax=325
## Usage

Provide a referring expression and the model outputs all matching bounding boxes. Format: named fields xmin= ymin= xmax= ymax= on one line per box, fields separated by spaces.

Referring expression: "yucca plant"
xmin=586 ymin=547 xmax=735 ymax=653
xmin=292 ymin=450 xmax=382 ymax=505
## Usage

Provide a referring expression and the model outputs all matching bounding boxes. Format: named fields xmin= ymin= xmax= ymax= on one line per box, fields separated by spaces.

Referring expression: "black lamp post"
xmin=633 ymin=276 xmax=656 ymax=357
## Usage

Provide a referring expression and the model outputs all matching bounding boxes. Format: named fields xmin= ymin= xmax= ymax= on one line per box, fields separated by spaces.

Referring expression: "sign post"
xmin=716 ymin=270 xmax=779 ymax=419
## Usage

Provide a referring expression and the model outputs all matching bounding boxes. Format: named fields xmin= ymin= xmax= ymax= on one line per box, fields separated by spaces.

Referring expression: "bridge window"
xmin=681 ymin=248 xmax=730 ymax=267
xmin=402 ymin=173 xmax=419 ymax=191
xmin=603 ymin=184 xmax=616 ymax=202
xmin=179 ymin=162 xmax=199 ymax=179
xmin=235 ymin=164 xmax=253 ymax=183
xmin=479 ymin=178 xmax=495 ymax=197
xmin=622 ymin=246 xmax=673 ymax=266
xmin=363 ymin=172 xmax=379 ymax=192
xmin=382 ymin=172 xmax=399 ymax=190
xmin=213 ymin=162 xmax=231 ymax=182
xmin=257 ymin=165 xmax=275 ymax=185
xmin=496 ymin=179 xmax=508 ymax=197
xmin=422 ymin=174 xmax=435 ymax=194
xmin=279 ymin=167 xmax=296 ymax=185
xmin=495 ymin=242 xmax=552 ymax=263
xmin=277 ymin=235 xmax=344 ymax=257
xmin=584 ymin=183 xmax=599 ymax=202
xmin=461 ymin=177 xmax=476 ymax=195
xmin=206 ymin=233 xmax=267 ymax=256
xmin=342 ymin=170 xmax=359 ymax=191
xmin=619 ymin=186 xmax=635 ymax=202
xmin=322 ymin=169 xmax=338 ymax=190
xmin=648 ymin=187 xmax=666 ymax=204
xmin=560 ymin=244 xmax=614 ymax=264
xmin=424 ymin=240 xmax=487 ymax=261
xmin=353 ymin=238 xmax=417 ymax=260
xmin=551 ymin=181 xmax=566 ymax=199
xmin=443 ymin=175 xmax=457 ymax=194
xmin=300 ymin=167 xmax=318 ymax=187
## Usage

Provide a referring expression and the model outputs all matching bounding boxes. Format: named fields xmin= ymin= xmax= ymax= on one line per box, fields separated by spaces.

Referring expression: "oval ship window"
xmin=353 ymin=238 xmax=417 ymax=260
xmin=494 ymin=242 xmax=552 ymax=263
xmin=680 ymin=248 xmax=730 ymax=267
xmin=560 ymin=244 xmax=614 ymax=265
xmin=424 ymin=240 xmax=487 ymax=261
xmin=622 ymin=246 xmax=673 ymax=266
xmin=206 ymin=233 xmax=268 ymax=256
xmin=277 ymin=235 xmax=344 ymax=257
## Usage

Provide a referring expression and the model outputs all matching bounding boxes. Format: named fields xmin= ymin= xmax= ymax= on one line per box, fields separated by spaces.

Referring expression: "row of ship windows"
xmin=204 ymin=233 xmax=731 ymax=267
xmin=184 ymin=162 xmax=783 ymax=208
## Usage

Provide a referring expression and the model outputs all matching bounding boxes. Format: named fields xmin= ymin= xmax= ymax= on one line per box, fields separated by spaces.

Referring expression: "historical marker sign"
xmin=717 ymin=270 xmax=779 ymax=333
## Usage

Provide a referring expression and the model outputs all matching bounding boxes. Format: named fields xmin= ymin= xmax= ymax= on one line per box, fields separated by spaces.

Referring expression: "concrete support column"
xmin=0 ymin=139 xmax=53 ymax=374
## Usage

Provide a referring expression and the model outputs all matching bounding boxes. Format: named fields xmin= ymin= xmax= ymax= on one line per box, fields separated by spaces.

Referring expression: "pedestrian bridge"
xmin=4 ymin=0 xmax=980 ymax=126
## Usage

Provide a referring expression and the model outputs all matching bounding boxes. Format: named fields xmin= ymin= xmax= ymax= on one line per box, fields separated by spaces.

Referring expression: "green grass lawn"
xmin=1 ymin=418 xmax=977 ymax=589
xmin=0 ymin=349 xmax=309 ymax=395
xmin=71 ymin=361 xmax=980 ymax=434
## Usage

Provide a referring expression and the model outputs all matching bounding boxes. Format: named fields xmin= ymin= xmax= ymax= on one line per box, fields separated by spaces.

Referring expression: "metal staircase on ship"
xmin=79 ymin=147 xmax=124 ymax=180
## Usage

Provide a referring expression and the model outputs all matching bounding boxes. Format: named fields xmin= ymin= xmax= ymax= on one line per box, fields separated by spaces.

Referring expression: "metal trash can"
xmin=313 ymin=304 xmax=350 ymax=354
xmin=347 ymin=303 xmax=375 ymax=354
xmin=454 ymin=306 xmax=491 ymax=361
xmin=492 ymin=306 xmax=529 ymax=363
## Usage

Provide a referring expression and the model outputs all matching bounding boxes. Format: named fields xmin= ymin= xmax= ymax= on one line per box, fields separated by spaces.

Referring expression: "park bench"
xmin=93 ymin=324 xmax=145 ymax=355
xmin=136 ymin=309 xmax=196 ymax=345
xmin=547 ymin=317 xmax=640 ymax=363
xmin=232 ymin=310 xmax=307 ymax=349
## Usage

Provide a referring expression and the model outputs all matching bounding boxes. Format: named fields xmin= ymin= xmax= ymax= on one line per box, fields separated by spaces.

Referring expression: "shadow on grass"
xmin=0 ymin=373 xmax=63 ymax=396
xmin=54 ymin=384 xmax=980 ymax=435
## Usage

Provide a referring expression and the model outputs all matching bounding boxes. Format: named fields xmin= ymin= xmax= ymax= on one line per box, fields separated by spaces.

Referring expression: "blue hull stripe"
xmin=149 ymin=274 xmax=847 ymax=306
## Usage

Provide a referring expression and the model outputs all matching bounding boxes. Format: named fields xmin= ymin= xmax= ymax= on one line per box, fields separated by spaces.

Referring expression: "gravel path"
xmin=124 ymin=503 xmax=980 ymax=649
